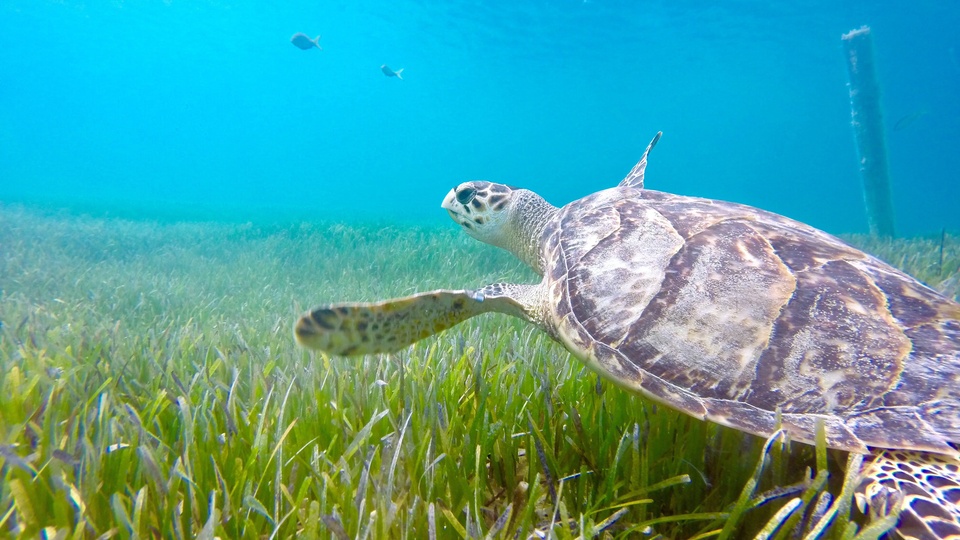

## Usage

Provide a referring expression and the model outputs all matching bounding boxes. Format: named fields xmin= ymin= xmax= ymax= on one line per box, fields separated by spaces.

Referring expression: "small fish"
xmin=290 ymin=33 xmax=322 ymax=51
xmin=381 ymin=64 xmax=404 ymax=80
xmin=52 ymin=449 xmax=80 ymax=467
xmin=0 ymin=444 xmax=37 ymax=474
xmin=893 ymin=109 xmax=928 ymax=131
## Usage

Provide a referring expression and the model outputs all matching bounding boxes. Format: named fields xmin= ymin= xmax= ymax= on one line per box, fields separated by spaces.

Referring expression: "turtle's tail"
xmin=856 ymin=449 xmax=960 ymax=539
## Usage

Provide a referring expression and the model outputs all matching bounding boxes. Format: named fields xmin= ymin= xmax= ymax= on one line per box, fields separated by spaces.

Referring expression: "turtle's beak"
xmin=441 ymin=188 xmax=468 ymax=228
xmin=441 ymin=189 xmax=458 ymax=212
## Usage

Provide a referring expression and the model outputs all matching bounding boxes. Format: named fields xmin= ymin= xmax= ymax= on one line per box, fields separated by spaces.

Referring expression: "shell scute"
xmin=611 ymin=219 xmax=796 ymax=403
xmin=560 ymin=198 xmax=685 ymax=347
xmin=749 ymin=258 xmax=909 ymax=414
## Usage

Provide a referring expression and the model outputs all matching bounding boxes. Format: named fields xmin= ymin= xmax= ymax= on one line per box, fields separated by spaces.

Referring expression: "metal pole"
xmin=842 ymin=26 xmax=896 ymax=237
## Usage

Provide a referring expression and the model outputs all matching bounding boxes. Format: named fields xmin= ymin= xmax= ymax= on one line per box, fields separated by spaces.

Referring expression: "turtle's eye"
xmin=456 ymin=187 xmax=477 ymax=205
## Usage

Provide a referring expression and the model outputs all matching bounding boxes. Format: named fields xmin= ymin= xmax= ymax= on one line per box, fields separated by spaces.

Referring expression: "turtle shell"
xmin=541 ymin=186 xmax=960 ymax=455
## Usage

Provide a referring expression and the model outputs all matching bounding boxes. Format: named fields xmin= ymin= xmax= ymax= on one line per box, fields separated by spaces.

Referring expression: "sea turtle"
xmin=295 ymin=133 xmax=960 ymax=539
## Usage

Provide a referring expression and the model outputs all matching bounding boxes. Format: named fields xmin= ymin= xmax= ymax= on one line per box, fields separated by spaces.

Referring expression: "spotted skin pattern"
xmin=858 ymin=451 xmax=960 ymax=539
xmin=295 ymin=284 xmax=538 ymax=356
xmin=445 ymin=181 xmax=513 ymax=231
xmin=295 ymin=290 xmax=485 ymax=355
xmin=297 ymin=133 xmax=960 ymax=538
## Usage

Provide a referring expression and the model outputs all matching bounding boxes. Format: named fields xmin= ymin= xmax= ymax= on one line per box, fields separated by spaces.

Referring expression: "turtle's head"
xmin=442 ymin=181 xmax=516 ymax=244
xmin=442 ymin=181 xmax=558 ymax=275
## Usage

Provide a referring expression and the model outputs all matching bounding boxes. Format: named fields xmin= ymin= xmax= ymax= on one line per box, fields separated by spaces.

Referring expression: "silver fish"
xmin=381 ymin=64 xmax=404 ymax=80
xmin=291 ymin=33 xmax=322 ymax=51
xmin=894 ymin=109 xmax=928 ymax=131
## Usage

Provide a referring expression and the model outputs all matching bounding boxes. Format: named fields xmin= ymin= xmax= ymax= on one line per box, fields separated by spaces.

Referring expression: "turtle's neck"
xmin=507 ymin=190 xmax=559 ymax=276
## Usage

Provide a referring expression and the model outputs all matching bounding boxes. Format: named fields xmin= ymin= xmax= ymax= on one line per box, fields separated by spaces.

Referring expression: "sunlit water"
xmin=1 ymin=0 xmax=958 ymax=235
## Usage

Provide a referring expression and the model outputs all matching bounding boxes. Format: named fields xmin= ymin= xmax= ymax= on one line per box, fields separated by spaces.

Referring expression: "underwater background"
xmin=0 ymin=0 xmax=958 ymax=236
xmin=2 ymin=2 xmax=960 ymax=538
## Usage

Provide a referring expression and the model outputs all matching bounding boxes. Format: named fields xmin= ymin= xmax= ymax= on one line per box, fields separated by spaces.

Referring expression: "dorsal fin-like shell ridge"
xmin=619 ymin=131 xmax=662 ymax=189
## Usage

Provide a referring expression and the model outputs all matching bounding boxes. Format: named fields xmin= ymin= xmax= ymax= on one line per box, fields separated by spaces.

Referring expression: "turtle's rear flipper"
xmin=296 ymin=284 xmax=540 ymax=356
xmin=856 ymin=450 xmax=960 ymax=539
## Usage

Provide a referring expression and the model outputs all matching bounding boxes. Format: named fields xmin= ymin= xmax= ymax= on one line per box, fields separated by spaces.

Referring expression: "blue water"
xmin=1 ymin=0 xmax=958 ymax=235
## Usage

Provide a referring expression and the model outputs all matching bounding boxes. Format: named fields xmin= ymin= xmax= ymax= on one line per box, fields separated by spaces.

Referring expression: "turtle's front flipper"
xmin=295 ymin=285 xmax=534 ymax=356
